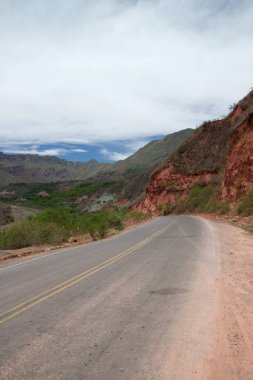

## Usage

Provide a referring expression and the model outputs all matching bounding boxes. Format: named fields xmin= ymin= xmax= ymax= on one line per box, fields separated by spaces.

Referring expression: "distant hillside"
xmin=0 ymin=129 xmax=194 ymax=215
xmin=82 ymin=128 xmax=194 ymax=202
xmin=108 ymin=128 xmax=194 ymax=173
xmin=0 ymin=129 xmax=194 ymax=192
xmin=0 ymin=153 xmax=107 ymax=187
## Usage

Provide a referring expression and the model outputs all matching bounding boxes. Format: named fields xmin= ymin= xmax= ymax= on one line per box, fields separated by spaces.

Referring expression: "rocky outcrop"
xmin=135 ymin=90 xmax=253 ymax=214
xmin=221 ymin=113 xmax=253 ymax=201
xmin=134 ymin=118 xmax=232 ymax=214
xmin=138 ymin=166 xmax=216 ymax=214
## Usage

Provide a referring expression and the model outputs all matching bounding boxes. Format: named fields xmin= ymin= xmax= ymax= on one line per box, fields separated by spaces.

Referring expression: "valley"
xmin=1 ymin=2 xmax=252 ymax=379
xmin=0 ymin=91 xmax=252 ymax=253
xmin=0 ymin=90 xmax=252 ymax=380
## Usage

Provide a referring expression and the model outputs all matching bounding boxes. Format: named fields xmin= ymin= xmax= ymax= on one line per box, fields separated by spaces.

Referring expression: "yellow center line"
xmin=0 ymin=224 xmax=172 ymax=325
xmin=0 ymin=233 xmax=154 ymax=318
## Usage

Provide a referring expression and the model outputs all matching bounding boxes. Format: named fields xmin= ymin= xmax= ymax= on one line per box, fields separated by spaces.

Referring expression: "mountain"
xmin=0 ymin=153 xmax=107 ymax=187
xmin=108 ymin=128 xmax=194 ymax=173
xmin=0 ymin=129 xmax=194 ymax=199
xmin=79 ymin=128 xmax=194 ymax=202
xmin=134 ymin=89 xmax=253 ymax=214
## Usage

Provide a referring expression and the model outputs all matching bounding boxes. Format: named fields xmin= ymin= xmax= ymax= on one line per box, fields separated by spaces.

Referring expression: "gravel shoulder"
xmin=207 ymin=222 xmax=253 ymax=380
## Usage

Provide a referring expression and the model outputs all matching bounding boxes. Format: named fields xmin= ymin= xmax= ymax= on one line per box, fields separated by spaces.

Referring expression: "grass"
xmin=236 ymin=190 xmax=253 ymax=216
xmin=0 ymin=181 xmax=117 ymax=210
xmin=163 ymin=185 xmax=253 ymax=218
xmin=163 ymin=185 xmax=230 ymax=215
xmin=0 ymin=203 xmax=14 ymax=226
xmin=0 ymin=179 xmax=151 ymax=250
xmin=123 ymin=210 xmax=150 ymax=221
xmin=22 ymin=182 xmax=116 ymax=209
xmin=0 ymin=207 xmax=150 ymax=250
xmin=248 ymin=227 xmax=253 ymax=234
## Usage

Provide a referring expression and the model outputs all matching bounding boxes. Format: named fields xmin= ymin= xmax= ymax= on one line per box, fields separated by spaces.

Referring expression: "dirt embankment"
xmin=208 ymin=222 xmax=253 ymax=380
xmin=221 ymin=113 xmax=253 ymax=201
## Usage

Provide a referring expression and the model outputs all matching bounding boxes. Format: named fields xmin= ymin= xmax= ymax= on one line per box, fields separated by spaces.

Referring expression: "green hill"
xmin=0 ymin=128 xmax=194 ymax=217
xmin=0 ymin=129 xmax=194 ymax=189
xmin=110 ymin=128 xmax=194 ymax=173
xmin=0 ymin=153 xmax=107 ymax=187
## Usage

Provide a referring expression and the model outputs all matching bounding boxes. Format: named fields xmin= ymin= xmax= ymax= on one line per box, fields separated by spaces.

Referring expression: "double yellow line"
xmin=0 ymin=224 xmax=170 ymax=325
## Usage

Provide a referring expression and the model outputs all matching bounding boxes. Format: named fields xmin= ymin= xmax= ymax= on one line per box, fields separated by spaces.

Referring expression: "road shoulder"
xmin=208 ymin=222 xmax=253 ymax=379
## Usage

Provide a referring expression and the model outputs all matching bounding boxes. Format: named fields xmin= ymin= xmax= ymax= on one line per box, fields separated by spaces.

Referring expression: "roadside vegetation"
xmin=0 ymin=181 xmax=117 ymax=209
xmin=0 ymin=180 xmax=151 ymax=250
xmin=248 ymin=228 xmax=253 ymax=234
xmin=1 ymin=178 xmax=252 ymax=250
xmin=162 ymin=185 xmax=230 ymax=215
xmin=236 ymin=190 xmax=253 ymax=216
xmin=0 ymin=207 xmax=150 ymax=250
xmin=0 ymin=203 xmax=14 ymax=226
xmin=160 ymin=184 xmax=253 ymax=234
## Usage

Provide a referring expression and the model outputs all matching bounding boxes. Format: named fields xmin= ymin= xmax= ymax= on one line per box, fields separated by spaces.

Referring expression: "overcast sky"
xmin=0 ymin=0 xmax=252 ymax=161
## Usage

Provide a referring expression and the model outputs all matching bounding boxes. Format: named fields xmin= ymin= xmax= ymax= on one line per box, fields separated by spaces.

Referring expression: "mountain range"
xmin=0 ymin=129 xmax=193 ymax=197
xmin=1 ymin=89 xmax=252 ymax=217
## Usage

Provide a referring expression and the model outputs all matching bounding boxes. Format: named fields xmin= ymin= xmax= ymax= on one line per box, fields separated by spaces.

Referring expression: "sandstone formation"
xmin=135 ymin=90 xmax=253 ymax=214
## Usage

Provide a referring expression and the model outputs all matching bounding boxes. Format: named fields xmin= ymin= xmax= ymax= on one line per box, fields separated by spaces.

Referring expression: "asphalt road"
xmin=0 ymin=216 xmax=220 ymax=379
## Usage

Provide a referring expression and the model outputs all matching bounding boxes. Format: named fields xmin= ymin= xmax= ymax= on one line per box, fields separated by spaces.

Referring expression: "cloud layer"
xmin=0 ymin=0 xmax=253 ymax=147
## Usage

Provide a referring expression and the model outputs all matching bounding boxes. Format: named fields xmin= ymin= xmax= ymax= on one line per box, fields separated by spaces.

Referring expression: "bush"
xmin=0 ymin=203 xmax=14 ymax=226
xmin=237 ymin=190 xmax=253 ymax=216
xmin=122 ymin=210 xmax=151 ymax=221
xmin=219 ymin=201 xmax=230 ymax=215
xmin=185 ymin=185 xmax=218 ymax=212
xmin=0 ymin=207 xmax=140 ymax=249
xmin=0 ymin=205 xmax=151 ymax=249
xmin=87 ymin=221 xmax=106 ymax=240
xmin=107 ymin=214 xmax=123 ymax=231
xmin=35 ymin=208 xmax=84 ymax=235
xmin=163 ymin=185 xmax=230 ymax=215
xmin=0 ymin=220 xmax=66 ymax=249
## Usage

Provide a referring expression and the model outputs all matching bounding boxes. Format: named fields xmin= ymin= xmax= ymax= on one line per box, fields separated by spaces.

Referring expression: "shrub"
xmin=107 ymin=214 xmax=123 ymax=231
xmin=87 ymin=221 xmax=106 ymax=240
xmin=183 ymin=185 xmax=219 ymax=213
xmin=124 ymin=211 xmax=151 ymax=221
xmin=237 ymin=190 xmax=253 ymax=216
xmin=0 ymin=206 xmax=150 ymax=249
xmin=164 ymin=185 xmax=230 ymax=215
xmin=219 ymin=201 xmax=230 ymax=215
xmin=0 ymin=203 xmax=14 ymax=225
xmin=0 ymin=220 xmax=66 ymax=249
xmin=35 ymin=208 xmax=84 ymax=235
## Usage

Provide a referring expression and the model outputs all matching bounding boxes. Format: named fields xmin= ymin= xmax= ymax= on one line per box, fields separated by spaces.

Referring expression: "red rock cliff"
xmin=134 ymin=90 xmax=253 ymax=214
xmin=221 ymin=113 xmax=253 ymax=201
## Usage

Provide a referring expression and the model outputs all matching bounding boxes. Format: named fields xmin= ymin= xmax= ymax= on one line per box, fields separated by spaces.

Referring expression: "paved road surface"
xmin=0 ymin=216 xmax=220 ymax=379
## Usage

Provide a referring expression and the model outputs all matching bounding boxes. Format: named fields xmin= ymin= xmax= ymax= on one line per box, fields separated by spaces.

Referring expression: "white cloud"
xmin=1 ymin=145 xmax=67 ymax=156
xmin=71 ymin=148 xmax=88 ymax=153
xmin=109 ymin=152 xmax=131 ymax=161
xmin=100 ymin=148 xmax=130 ymax=161
xmin=0 ymin=0 xmax=252 ymax=146
xmin=1 ymin=144 xmax=88 ymax=156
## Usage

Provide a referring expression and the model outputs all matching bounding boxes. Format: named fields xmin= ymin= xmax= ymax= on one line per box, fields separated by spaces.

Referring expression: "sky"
xmin=0 ymin=0 xmax=252 ymax=162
